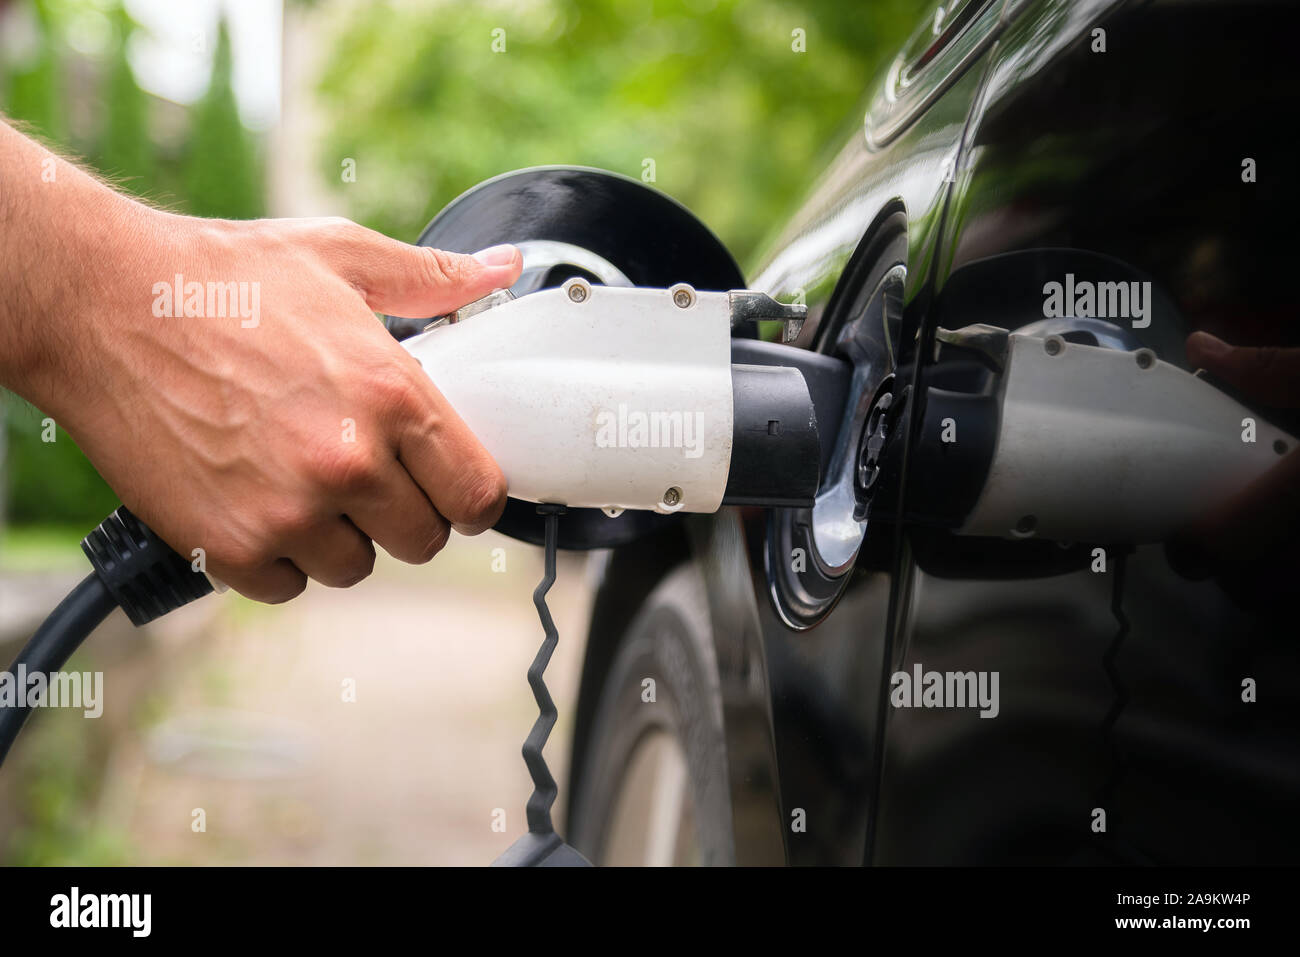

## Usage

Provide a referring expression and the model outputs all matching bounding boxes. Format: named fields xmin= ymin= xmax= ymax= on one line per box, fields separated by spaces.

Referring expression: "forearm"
xmin=0 ymin=120 xmax=171 ymax=411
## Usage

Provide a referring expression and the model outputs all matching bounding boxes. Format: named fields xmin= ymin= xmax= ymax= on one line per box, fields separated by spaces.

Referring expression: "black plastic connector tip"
xmin=722 ymin=363 xmax=821 ymax=508
xmin=81 ymin=506 xmax=213 ymax=626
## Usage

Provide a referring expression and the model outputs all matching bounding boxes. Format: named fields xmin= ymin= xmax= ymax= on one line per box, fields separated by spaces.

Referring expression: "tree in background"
xmin=0 ymin=0 xmax=66 ymax=142
xmin=314 ymin=0 xmax=918 ymax=269
xmin=95 ymin=4 xmax=153 ymax=193
xmin=183 ymin=15 xmax=263 ymax=220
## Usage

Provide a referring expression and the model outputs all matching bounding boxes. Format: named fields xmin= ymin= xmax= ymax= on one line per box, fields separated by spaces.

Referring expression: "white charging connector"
xmin=402 ymin=281 xmax=813 ymax=515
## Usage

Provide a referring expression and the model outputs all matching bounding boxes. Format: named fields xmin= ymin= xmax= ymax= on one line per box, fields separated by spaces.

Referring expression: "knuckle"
xmin=413 ymin=520 xmax=451 ymax=564
xmin=265 ymin=574 xmax=308 ymax=605
xmin=313 ymin=441 xmax=383 ymax=494
xmin=349 ymin=553 xmax=377 ymax=585
xmin=419 ymin=247 xmax=463 ymax=288
xmin=455 ymin=466 xmax=508 ymax=529
xmin=303 ymin=218 xmax=373 ymax=293
xmin=222 ymin=563 xmax=306 ymax=605
xmin=322 ymin=547 xmax=376 ymax=588
xmin=371 ymin=365 xmax=422 ymax=417
xmin=217 ymin=532 xmax=271 ymax=575
xmin=262 ymin=501 xmax=318 ymax=544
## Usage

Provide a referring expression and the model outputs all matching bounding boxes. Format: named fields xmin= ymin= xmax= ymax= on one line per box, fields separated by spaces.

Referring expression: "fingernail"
xmin=1189 ymin=331 xmax=1230 ymax=359
xmin=472 ymin=244 xmax=519 ymax=267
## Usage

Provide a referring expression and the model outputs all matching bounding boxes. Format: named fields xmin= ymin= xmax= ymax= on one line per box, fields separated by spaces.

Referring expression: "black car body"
xmin=565 ymin=0 xmax=1300 ymax=865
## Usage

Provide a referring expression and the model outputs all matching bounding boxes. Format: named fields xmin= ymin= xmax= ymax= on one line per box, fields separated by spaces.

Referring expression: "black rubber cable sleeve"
xmin=0 ymin=573 xmax=117 ymax=766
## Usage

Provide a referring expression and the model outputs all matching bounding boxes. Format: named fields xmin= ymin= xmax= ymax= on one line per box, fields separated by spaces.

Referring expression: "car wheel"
xmin=568 ymin=565 xmax=734 ymax=865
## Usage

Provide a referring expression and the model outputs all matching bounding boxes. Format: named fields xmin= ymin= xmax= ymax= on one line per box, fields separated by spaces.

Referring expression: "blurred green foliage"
xmin=95 ymin=5 xmax=152 ymax=190
xmin=3 ymin=404 xmax=120 ymax=526
xmin=315 ymin=0 xmax=918 ymax=268
xmin=1 ymin=0 xmax=263 ymax=528
xmin=184 ymin=18 xmax=264 ymax=220
xmin=4 ymin=0 xmax=65 ymax=141
xmin=4 ymin=689 xmax=131 ymax=866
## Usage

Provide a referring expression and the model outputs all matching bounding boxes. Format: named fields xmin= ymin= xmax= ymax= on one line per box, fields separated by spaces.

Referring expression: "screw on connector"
xmin=662 ymin=486 xmax=682 ymax=508
xmin=565 ymin=277 xmax=591 ymax=303
xmin=669 ymin=283 xmax=696 ymax=309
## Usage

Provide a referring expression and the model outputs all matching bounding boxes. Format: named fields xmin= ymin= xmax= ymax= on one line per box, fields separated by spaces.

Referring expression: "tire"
xmin=569 ymin=565 xmax=734 ymax=865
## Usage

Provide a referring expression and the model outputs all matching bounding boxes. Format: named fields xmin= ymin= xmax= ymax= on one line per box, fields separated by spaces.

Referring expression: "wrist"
xmin=6 ymin=192 xmax=175 ymax=418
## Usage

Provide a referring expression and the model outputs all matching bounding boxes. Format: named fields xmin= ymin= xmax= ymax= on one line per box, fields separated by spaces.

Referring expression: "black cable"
xmin=0 ymin=506 xmax=214 ymax=770
xmin=522 ymin=505 xmax=563 ymax=834
xmin=0 ymin=573 xmax=116 ymax=766
xmin=493 ymin=504 xmax=590 ymax=865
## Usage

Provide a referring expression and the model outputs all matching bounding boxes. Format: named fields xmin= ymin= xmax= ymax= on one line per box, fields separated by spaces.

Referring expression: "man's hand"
xmin=0 ymin=121 xmax=521 ymax=603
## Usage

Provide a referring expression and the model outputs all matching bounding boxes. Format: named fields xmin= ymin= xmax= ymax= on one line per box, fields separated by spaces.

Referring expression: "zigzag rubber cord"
xmin=522 ymin=505 xmax=564 ymax=834
xmin=1099 ymin=549 xmax=1129 ymax=802
xmin=1094 ymin=548 xmax=1151 ymax=864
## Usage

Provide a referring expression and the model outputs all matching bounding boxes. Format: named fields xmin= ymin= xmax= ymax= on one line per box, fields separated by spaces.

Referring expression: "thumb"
xmin=340 ymin=228 xmax=522 ymax=318
xmin=1185 ymin=331 xmax=1300 ymax=408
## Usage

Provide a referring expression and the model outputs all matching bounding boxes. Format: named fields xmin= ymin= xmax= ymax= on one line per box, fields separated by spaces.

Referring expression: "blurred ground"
xmin=1 ymin=530 xmax=594 ymax=865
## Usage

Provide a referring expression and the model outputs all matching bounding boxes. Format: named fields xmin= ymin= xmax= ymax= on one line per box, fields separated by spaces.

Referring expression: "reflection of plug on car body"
xmin=894 ymin=323 xmax=1294 ymax=544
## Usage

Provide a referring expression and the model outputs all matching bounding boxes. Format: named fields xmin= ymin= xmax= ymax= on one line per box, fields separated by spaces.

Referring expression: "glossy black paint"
xmin=878 ymin=0 xmax=1300 ymax=866
xmin=583 ymin=0 xmax=1300 ymax=864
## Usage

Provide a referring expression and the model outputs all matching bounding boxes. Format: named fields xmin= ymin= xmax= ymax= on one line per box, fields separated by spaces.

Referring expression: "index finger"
xmin=396 ymin=376 xmax=508 ymax=535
